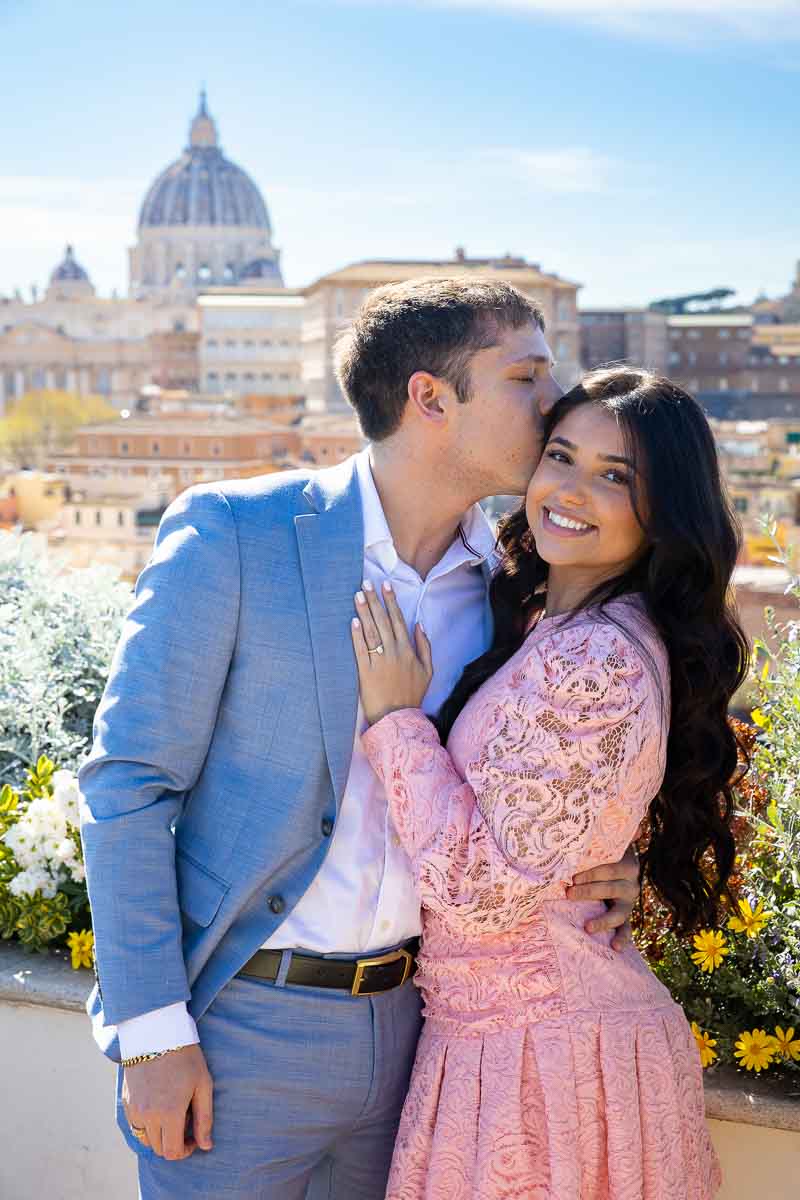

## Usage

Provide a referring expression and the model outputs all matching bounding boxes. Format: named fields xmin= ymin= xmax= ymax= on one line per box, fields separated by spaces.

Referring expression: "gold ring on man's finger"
xmin=367 ymin=644 xmax=384 ymax=655
xmin=129 ymin=1123 xmax=148 ymax=1142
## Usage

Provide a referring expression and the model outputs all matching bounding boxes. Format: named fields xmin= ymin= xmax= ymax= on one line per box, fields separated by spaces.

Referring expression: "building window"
xmin=152 ymin=442 xmax=160 ymax=454
xmin=689 ymin=378 xmax=700 ymax=392
xmin=198 ymin=264 xmax=212 ymax=283
xmin=687 ymin=351 xmax=697 ymax=365
xmin=55 ymin=369 xmax=67 ymax=390
xmin=74 ymin=510 xmax=81 ymax=526
xmin=183 ymin=441 xmax=191 ymax=454
xmin=32 ymin=369 xmax=45 ymax=389
xmin=669 ymin=329 xmax=680 ymax=340
xmin=261 ymin=373 xmax=272 ymax=381
xmin=95 ymin=368 xmax=111 ymax=395
xmin=207 ymin=339 xmax=218 ymax=348
xmin=117 ymin=511 xmax=125 ymax=527
xmin=738 ymin=329 xmax=750 ymax=339
xmin=668 ymin=351 xmax=680 ymax=365
xmin=212 ymin=443 xmax=222 ymax=456
xmin=687 ymin=330 xmax=701 ymax=340
xmin=719 ymin=330 xmax=731 ymax=339
xmin=223 ymin=264 xmax=235 ymax=282
xmin=120 ymin=441 xmax=129 ymax=455
xmin=260 ymin=339 xmax=272 ymax=347
xmin=174 ymin=263 xmax=186 ymax=280
xmin=244 ymin=339 xmax=254 ymax=348
xmin=719 ymin=352 xmax=728 ymax=366
xmin=225 ymin=372 xmax=236 ymax=382
xmin=225 ymin=339 xmax=236 ymax=348
xmin=751 ymin=378 xmax=760 ymax=392
xmin=719 ymin=377 xmax=729 ymax=391
xmin=95 ymin=511 xmax=102 ymax=526
xmin=780 ymin=378 xmax=789 ymax=393
xmin=733 ymin=497 xmax=748 ymax=513
xmin=244 ymin=372 xmax=255 ymax=381
xmin=173 ymin=320 xmax=185 ymax=333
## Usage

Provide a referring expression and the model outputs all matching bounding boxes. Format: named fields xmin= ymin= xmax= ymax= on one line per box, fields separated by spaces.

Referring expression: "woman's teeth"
xmin=545 ymin=508 xmax=593 ymax=532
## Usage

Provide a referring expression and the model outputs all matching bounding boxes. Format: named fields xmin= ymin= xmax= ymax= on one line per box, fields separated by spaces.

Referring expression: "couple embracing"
xmin=79 ymin=277 xmax=747 ymax=1199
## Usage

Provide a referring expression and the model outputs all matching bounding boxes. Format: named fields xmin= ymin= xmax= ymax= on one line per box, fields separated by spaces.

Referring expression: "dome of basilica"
xmin=138 ymin=92 xmax=271 ymax=232
xmin=50 ymin=244 xmax=91 ymax=283
xmin=239 ymin=256 xmax=284 ymax=283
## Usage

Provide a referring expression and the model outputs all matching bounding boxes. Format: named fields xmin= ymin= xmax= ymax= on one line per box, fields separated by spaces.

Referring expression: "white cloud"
xmin=0 ymin=175 xmax=143 ymax=298
xmin=477 ymin=147 xmax=618 ymax=194
xmin=331 ymin=0 xmax=800 ymax=40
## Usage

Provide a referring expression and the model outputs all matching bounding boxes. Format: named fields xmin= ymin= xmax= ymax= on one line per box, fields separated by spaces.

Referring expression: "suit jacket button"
xmin=321 ymin=817 xmax=334 ymax=837
xmin=268 ymin=895 xmax=285 ymax=914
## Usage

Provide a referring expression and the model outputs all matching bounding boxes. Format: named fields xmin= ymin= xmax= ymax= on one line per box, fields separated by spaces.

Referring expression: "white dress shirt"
xmin=117 ymin=450 xmax=496 ymax=1058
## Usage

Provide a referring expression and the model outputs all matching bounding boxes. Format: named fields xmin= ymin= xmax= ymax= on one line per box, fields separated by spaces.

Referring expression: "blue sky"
xmin=1 ymin=0 xmax=798 ymax=307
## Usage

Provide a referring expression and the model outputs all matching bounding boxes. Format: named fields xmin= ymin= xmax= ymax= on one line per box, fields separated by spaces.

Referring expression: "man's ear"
xmin=407 ymin=371 xmax=451 ymax=425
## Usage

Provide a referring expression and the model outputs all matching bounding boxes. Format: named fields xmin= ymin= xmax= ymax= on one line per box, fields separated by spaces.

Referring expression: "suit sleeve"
xmin=79 ymin=485 xmax=240 ymax=1025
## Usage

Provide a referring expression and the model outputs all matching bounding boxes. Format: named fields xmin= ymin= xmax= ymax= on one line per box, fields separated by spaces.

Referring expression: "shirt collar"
xmin=354 ymin=447 xmax=498 ymax=573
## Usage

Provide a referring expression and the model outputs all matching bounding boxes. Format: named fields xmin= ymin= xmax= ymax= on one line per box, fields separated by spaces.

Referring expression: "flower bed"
xmin=635 ymin=542 xmax=800 ymax=1083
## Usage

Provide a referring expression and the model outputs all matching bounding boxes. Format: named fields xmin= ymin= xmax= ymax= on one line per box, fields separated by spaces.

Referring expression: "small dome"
xmin=239 ymin=256 xmax=283 ymax=284
xmin=51 ymin=245 xmax=90 ymax=283
xmin=138 ymin=92 xmax=271 ymax=231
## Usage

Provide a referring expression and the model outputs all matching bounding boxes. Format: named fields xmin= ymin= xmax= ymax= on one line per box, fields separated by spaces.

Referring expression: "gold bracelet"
xmin=121 ymin=1044 xmax=192 ymax=1068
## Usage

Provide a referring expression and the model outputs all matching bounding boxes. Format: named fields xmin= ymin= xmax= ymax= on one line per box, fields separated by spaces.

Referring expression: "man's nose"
xmin=538 ymin=375 xmax=564 ymax=416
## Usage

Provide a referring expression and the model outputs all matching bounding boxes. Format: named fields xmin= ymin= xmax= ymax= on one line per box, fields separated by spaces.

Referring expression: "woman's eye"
xmin=546 ymin=449 xmax=571 ymax=464
xmin=604 ymin=470 xmax=629 ymax=486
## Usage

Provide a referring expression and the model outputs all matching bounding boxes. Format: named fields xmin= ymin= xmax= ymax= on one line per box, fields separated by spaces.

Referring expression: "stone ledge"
xmin=1 ymin=943 xmax=799 ymax=1131
xmin=704 ymin=1063 xmax=800 ymax=1132
xmin=0 ymin=941 xmax=92 ymax=1013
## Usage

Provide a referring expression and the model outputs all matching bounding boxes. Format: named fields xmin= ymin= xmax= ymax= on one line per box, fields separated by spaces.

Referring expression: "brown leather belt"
xmin=238 ymin=939 xmax=419 ymax=997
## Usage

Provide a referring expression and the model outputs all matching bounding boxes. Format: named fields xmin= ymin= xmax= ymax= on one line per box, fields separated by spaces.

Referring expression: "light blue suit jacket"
xmin=80 ymin=457 xmax=373 ymax=1060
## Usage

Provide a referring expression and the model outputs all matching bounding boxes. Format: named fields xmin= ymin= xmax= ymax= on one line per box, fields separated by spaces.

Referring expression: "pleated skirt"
xmin=385 ymin=1004 xmax=721 ymax=1200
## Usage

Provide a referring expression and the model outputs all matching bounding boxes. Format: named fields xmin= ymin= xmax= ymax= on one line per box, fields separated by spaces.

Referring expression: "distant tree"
xmin=0 ymin=391 xmax=119 ymax=468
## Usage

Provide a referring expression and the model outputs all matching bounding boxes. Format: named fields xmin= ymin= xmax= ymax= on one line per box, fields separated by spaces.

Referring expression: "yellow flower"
xmin=67 ymin=929 xmax=94 ymax=970
xmin=734 ymin=1029 xmax=777 ymax=1073
xmin=728 ymin=898 xmax=773 ymax=939
xmin=772 ymin=1027 xmax=800 ymax=1062
xmin=691 ymin=929 xmax=730 ymax=973
xmin=691 ymin=1021 xmax=718 ymax=1068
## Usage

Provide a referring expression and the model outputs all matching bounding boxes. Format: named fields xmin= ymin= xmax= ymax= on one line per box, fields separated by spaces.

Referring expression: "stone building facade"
xmin=301 ymin=253 xmax=581 ymax=415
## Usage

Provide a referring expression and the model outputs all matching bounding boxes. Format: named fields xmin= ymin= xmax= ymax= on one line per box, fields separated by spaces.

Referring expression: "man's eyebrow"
xmin=508 ymin=354 xmax=554 ymax=368
xmin=548 ymin=435 xmax=635 ymax=469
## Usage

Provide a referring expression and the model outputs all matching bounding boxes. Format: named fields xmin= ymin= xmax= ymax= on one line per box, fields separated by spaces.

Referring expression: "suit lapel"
xmin=295 ymin=457 xmax=364 ymax=808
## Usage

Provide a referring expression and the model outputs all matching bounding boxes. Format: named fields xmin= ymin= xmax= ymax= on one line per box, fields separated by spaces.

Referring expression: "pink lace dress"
xmin=362 ymin=599 xmax=721 ymax=1200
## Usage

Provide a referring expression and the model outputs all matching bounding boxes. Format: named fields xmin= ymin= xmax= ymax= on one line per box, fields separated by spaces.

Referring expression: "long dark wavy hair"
xmin=437 ymin=366 xmax=750 ymax=934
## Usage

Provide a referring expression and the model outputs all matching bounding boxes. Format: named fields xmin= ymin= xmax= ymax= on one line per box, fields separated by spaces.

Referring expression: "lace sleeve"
xmin=362 ymin=622 xmax=665 ymax=929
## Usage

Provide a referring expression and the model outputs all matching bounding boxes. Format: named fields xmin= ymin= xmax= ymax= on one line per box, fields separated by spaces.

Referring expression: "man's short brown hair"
xmin=334 ymin=277 xmax=545 ymax=441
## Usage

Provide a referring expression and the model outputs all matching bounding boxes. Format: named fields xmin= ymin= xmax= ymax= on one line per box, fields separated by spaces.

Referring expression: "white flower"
xmin=9 ymin=866 xmax=58 ymax=899
xmin=52 ymin=771 xmax=81 ymax=827
xmin=69 ymin=862 xmax=86 ymax=884
xmin=55 ymin=837 xmax=78 ymax=866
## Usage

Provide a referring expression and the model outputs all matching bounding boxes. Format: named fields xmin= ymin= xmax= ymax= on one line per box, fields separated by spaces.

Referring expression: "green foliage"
xmin=0 ymin=531 xmax=131 ymax=788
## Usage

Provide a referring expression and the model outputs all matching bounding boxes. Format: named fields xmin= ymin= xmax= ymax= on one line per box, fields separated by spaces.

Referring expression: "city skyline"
xmin=1 ymin=0 xmax=797 ymax=308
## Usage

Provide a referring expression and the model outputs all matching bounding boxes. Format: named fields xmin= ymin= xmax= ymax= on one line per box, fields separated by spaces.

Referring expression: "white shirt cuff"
xmin=117 ymin=1002 xmax=200 ymax=1060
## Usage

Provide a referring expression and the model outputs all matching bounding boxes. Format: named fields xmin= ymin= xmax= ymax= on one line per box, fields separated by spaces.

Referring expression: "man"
xmin=80 ymin=278 xmax=640 ymax=1199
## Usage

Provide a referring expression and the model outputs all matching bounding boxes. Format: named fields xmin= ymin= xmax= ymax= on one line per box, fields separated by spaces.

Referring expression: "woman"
xmin=350 ymin=367 xmax=748 ymax=1200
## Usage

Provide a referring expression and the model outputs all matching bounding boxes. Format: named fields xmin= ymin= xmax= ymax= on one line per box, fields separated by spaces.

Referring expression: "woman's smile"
xmin=541 ymin=505 xmax=597 ymax=537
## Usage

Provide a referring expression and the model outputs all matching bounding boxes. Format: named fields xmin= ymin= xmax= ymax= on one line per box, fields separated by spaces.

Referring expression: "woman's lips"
xmin=541 ymin=506 xmax=597 ymax=537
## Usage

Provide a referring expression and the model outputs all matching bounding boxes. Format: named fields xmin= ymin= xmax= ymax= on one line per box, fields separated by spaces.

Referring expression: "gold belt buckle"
xmin=351 ymin=947 xmax=413 ymax=996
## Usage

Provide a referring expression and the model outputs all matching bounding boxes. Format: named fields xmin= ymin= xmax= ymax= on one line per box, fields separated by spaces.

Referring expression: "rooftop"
xmin=668 ymin=313 xmax=753 ymax=328
xmin=305 ymin=255 xmax=579 ymax=293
